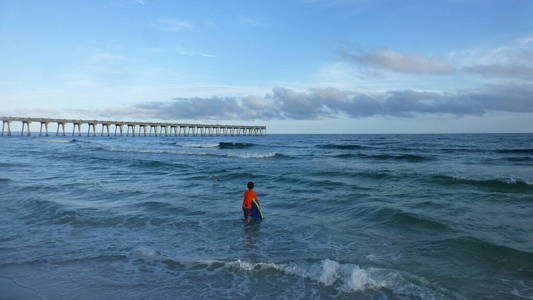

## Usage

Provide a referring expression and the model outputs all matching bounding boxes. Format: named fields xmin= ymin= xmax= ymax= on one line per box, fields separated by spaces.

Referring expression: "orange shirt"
xmin=243 ymin=189 xmax=257 ymax=208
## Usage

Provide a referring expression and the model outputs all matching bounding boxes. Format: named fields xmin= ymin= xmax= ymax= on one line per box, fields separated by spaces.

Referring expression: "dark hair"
xmin=247 ymin=181 xmax=254 ymax=189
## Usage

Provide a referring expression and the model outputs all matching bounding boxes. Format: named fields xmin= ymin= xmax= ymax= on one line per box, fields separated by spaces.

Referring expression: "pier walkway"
xmin=0 ymin=117 xmax=266 ymax=137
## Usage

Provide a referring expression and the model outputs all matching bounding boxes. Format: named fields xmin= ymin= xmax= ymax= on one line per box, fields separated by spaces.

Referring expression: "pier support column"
xmin=72 ymin=123 xmax=81 ymax=136
xmin=56 ymin=123 xmax=65 ymax=136
xmin=138 ymin=125 xmax=145 ymax=136
xmin=21 ymin=121 xmax=31 ymax=136
xmin=114 ymin=124 xmax=123 ymax=136
xmin=87 ymin=123 xmax=96 ymax=136
xmin=126 ymin=124 xmax=135 ymax=136
xmin=39 ymin=122 xmax=49 ymax=136
xmin=149 ymin=125 xmax=158 ymax=136
xmin=101 ymin=124 xmax=110 ymax=136
xmin=1 ymin=121 xmax=11 ymax=136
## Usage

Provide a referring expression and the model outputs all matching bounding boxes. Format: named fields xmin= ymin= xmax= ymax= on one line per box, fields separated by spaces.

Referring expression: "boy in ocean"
xmin=243 ymin=181 xmax=260 ymax=224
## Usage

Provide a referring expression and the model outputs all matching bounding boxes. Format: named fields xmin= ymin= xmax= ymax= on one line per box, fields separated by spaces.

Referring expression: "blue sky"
xmin=1 ymin=0 xmax=532 ymax=133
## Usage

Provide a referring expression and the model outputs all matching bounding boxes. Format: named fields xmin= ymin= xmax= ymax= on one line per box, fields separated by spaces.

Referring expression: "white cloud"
xmin=452 ymin=35 xmax=533 ymax=80
xmin=240 ymin=17 xmax=266 ymax=27
xmin=155 ymin=18 xmax=195 ymax=31
xmin=342 ymin=49 xmax=453 ymax=75
xmin=518 ymin=35 xmax=533 ymax=45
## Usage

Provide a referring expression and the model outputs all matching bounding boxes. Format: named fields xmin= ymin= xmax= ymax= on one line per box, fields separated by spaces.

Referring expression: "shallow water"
xmin=0 ymin=134 xmax=532 ymax=299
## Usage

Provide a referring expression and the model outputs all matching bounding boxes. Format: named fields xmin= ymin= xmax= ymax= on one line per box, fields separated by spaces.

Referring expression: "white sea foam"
xmin=226 ymin=152 xmax=278 ymax=159
xmin=37 ymin=138 xmax=77 ymax=144
xmin=176 ymin=143 xmax=220 ymax=148
xmin=93 ymin=145 xmax=280 ymax=159
xmin=131 ymin=248 xmax=448 ymax=298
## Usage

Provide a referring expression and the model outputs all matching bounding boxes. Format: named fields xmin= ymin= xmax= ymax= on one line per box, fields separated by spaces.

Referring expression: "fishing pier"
xmin=0 ymin=117 xmax=266 ymax=137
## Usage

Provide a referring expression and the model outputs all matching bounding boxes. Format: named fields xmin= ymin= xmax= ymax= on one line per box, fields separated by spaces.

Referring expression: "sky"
xmin=1 ymin=0 xmax=532 ymax=133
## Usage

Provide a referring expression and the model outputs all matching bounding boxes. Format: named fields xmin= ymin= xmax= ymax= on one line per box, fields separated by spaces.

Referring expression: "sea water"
xmin=0 ymin=134 xmax=532 ymax=299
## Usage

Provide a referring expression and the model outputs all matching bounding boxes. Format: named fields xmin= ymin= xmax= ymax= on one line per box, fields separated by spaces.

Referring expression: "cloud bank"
xmin=117 ymin=83 xmax=533 ymax=120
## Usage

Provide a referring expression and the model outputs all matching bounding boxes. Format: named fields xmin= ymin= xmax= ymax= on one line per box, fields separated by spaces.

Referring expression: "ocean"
xmin=0 ymin=133 xmax=532 ymax=299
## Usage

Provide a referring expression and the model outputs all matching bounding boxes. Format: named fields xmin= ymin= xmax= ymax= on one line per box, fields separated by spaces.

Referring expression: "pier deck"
xmin=0 ymin=117 xmax=266 ymax=137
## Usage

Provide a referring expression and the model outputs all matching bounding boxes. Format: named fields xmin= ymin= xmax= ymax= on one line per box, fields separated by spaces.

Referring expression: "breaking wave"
xmin=36 ymin=138 xmax=78 ymax=144
xmin=132 ymin=247 xmax=451 ymax=298
xmin=175 ymin=143 xmax=219 ymax=148
xmin=87 ymin=144 xmax=287 ymax=160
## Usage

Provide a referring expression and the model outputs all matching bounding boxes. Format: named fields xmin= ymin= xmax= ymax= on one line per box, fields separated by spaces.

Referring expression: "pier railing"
xmin=0 ymin=117 xmax=266 ymax=137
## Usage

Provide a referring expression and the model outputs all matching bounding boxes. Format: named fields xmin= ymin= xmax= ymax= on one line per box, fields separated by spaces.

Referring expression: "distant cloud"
xmin=174 ymin=46 xmax=216 ymax=58
xmin=155 ymin=18 xmax=194 ymax=31
xmin=342 ymin=49 xmax=453 ymax=75
xmin=518 ymin=35 xmax=533 ymax=45
xmin=462 ymin=46 xmax=533 ymax=80
xmin=464 ymin=64 xmax=533 ymax=80
xmin=115 ymin=84 xmax=533 ymax=120
xmin=134 ymin=0 xmax=145 ymax=5
xmin=240 ymin=17 xmax=266 ymax=27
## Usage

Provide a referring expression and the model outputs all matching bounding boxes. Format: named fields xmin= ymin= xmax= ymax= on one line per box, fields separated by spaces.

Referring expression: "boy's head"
xmin=247 ymin=181 xmax=254 ymax=189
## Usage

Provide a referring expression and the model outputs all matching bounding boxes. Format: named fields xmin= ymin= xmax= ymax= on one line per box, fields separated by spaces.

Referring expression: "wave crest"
xmin=175 ymin=142 xmax=256 ymax=149
xmin=431 ymin=175 xmax=533 ymax=193
xmin=335 ymin=153 xmax=433 ymax=162
xmin=35 ymin=138 xmax=78 ymax=144
xmin=131 ymin=248 xmax=450 ymax=297
xmin=87 ymin=144 xmax=287 ymax=160
xmin=219 ymin=142 xmax=256 ymax=149
xmin=318 ymin=144 xmax=365 ymax=150
xmin=175 ymin=143 xmax=219 ymax=148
